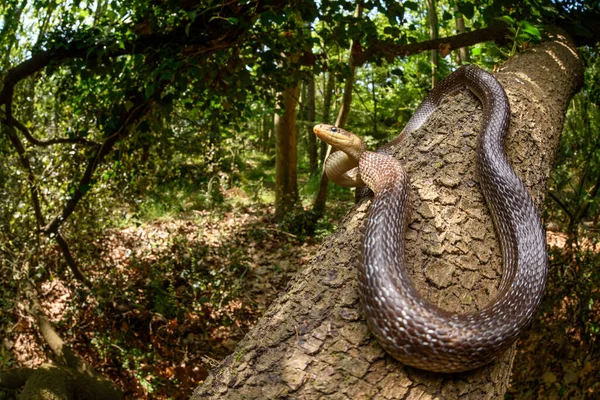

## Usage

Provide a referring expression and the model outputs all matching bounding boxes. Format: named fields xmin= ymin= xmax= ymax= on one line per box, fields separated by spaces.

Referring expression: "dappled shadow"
xmin=9 ymin=204 xmax=333 ymax=399
xmin=508 ymin=242 xmax=600 ymax=399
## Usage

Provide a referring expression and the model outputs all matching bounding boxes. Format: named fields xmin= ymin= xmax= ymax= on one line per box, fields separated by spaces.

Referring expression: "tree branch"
xmin=354 ymin=23 xmax=510 ymax=66
xmin=0 ymin=0 xmax=271 ymax=291
xmin=54 ymin=233 xmax=92 ymax=287
xmin=24 ymin=281 xmax=89 ymax=371
xmin=22 ymin=281 xmax=124 ymax=398
xmin=2 ymin=122 xmax=45 ymax=229
xmin=547 ymin=191 xmax=574 ymax=222
xmin=573 ymin=166 xmax=600 ymax=226
xmin=0 ymin=0 xmax=280 ymax=107
xmin=8 ymin=115 xmax=100 ymax=147
xmin=3 ymin=120 xmax=92 ymax=285
xmin=43 ymin=94 xmax=154 ymax=236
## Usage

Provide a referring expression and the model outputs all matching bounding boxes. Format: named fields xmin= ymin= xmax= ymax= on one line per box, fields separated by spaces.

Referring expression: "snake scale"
xmin=314 ymin=65 xmax=548 ymax=373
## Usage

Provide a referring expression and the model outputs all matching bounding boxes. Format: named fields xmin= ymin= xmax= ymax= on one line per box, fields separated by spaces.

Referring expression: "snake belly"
xmin=357 ymin=65 xmax=548 ymax=372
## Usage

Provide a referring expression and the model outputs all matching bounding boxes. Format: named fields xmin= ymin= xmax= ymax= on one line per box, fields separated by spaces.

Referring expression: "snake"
xmin=313 ymin=65 xmax=548 ymax=373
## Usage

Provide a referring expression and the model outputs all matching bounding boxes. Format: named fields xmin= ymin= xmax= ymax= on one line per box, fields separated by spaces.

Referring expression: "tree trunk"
xmin=192 ymin=34 xmax=583 ymax=399
xmin=426 ymin=0 xmax=439 ymax=87
xmin=334 ymin=10 xmax=361 ymax=130
xmin=275 ymin=86 xmax=299 ymax=219
xmin=262 ymin=102 xmax=272 ymax=154
xmin=297 ymin=82 xmax=306 ymax=155
xmin=0 ymin=283 xmax=124 ymax=399
xmin=454 ymin=4 xmax=470 ymax=63
xmin=307 ymin=76 xmax=318 ymax=175
xmin=312 ymin=3 xmax=362 ymax=216
xmin=371 ymin=69 xmax=378 ymax=135
xmin=320 ymin=71 xmax=336 ymax=167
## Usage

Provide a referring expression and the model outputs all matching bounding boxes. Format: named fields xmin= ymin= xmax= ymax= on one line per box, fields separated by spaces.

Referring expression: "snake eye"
xmin=330 ymin=127 xmax=338 ymax=132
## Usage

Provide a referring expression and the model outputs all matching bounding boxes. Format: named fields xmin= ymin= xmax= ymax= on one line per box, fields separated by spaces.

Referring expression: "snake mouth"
xmin=313 ymin=124 xmax=354 ymax=147
xmin=313 ymin=123 xmax=367 ymax=161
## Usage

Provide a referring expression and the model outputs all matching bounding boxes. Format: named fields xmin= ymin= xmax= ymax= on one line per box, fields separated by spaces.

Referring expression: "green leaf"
xmin=404 ymin=1 xmax=418 ymax=11
xmin=228 ymin=17 xmax=239 ymax=25
xmin=458 ymin=2 xmax=475 ymax=19
xmin=383 ymin=26 xmax=400 ymax=37
xmin=497 ymin=15 xmax=515 ymax=25
xmin=471 ymin=47 xmax=482 ymax=56
xmin=145 ymin=83 xmax=155 ymax=99
xmin=390 ymin=68 xmax=403 ymax=77
xmin=442 ymin=11 xmax=453 ymax=21
xmin=79 ymin=183 xmax=91 ymax=195
xmin=516 ymin=33 xmax=533 ymax=41
xmin=161 ymin=69 xmax=174 ymax=81
xmin=520 ymin=21 xmax=541 ymax=39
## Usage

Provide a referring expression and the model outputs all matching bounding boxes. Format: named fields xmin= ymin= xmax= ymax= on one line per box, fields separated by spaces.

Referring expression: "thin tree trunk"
xmin=275 ymin=86 xmax=299 ymax=219
xmin=371 ymin=69 xmax=377 ymax=135
xmin=4 ymin=283 xmax=125 ymax=398
xmin=297 ymin=82 xmax=306 ymax=152
xmin=312 ymin=3 xmax=362 ymax=216
xmin=261 ymin=104 xmax=269 ymax=153
xmin=334 ymin=6 xmax=361 ymax=130
xmin=307 ymin=76 xmax=318 ymax=175
xmin=454 ymin=4 xmax=470 ymax=63
xmin=426 ymin=0 xmax=439 ymax=87
xmin=319 ymin=71 xmax=336 ymax=166
xmin=192 ymin=33 xmax=583 ymax=399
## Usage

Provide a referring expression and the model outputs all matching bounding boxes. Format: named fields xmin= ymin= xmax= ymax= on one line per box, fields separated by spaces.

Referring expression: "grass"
xmin=131 ymin=148 xmax=354 ymax=228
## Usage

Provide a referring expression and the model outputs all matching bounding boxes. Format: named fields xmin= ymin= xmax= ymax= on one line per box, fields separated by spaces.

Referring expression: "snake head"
xmin=313 ymin=124 xmax=366 ymax=161
xmin=313 ymin=124 xmax=367 ymax=187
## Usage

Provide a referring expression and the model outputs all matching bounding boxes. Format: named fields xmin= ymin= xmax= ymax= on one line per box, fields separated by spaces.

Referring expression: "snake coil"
xmin=314 ymin=65 xmax=548 ymax=372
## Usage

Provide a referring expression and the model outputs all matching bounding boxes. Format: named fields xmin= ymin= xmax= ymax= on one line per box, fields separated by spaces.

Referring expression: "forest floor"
xmin=7 ymin=200 xmax=599 ymax=399
xmin=9 ymin=200 xmax=349 ymax=399
xmin=507 ymin=230 xmax=600 ymax=400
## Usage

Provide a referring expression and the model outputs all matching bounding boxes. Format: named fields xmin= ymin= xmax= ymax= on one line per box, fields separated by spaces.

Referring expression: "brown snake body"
xmin=314 ymin=65 xmax=548 ymax=372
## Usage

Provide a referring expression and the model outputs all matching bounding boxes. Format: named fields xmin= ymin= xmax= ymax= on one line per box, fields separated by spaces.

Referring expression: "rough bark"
xmin=275 ymin=86 xmax=300 ymax=219
xmin=192 ymin=33 xmax=583 ymax=399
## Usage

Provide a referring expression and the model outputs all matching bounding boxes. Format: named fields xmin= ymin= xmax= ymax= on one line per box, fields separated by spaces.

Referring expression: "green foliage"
xmin=508 ymin=245 xmax=600 ymax=399
xmin=495 ymin=15 xmax=542 ymax=56
xmin=547 ymin=48 xmax=600 ymax=238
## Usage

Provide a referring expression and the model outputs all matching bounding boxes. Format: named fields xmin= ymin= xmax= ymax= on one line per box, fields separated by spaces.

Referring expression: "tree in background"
xmin=426 ymin=0 xmax=440 ymax=87
xmin=274 ymin=86 xmax=300 ymax=219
